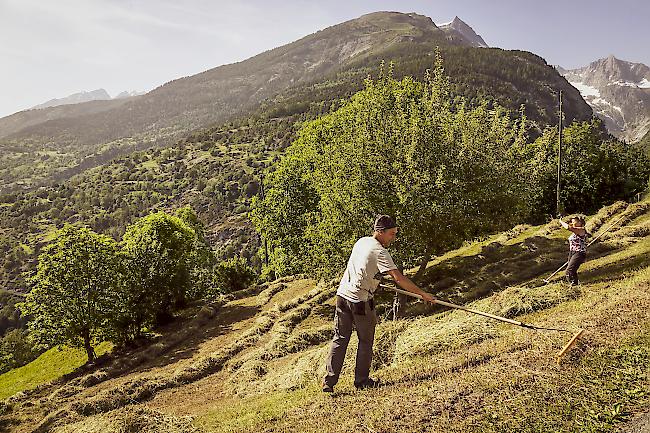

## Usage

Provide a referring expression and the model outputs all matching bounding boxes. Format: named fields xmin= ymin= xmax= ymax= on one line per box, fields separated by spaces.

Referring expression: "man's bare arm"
xmin=386 ymin=269 xmax=436 ymax=303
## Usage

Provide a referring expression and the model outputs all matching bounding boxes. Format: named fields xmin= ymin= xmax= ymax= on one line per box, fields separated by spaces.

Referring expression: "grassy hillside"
xmin=0 ymin=342 xmax=112 ymax=401
xmin=0 ymin=199 xmax=648 ymax=432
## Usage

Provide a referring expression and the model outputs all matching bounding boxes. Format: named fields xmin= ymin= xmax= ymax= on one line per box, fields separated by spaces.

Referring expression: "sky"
xmin=0 ymin=0 xmax=648 ymax=118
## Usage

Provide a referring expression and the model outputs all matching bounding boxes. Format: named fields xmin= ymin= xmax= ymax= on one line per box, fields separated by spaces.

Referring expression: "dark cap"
xmin=374 ymin=215 xmax=397 ymax=232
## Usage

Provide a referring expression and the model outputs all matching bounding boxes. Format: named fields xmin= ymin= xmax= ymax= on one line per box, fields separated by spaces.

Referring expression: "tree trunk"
xmin=415 ymin=251 xmax=433 ymax=279
xmin=83 ymin=329 xmax=95 ymax=364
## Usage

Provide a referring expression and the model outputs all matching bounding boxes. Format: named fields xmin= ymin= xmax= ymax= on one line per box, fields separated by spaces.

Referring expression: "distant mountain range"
xmin=0 ymin=11 xmax=591 ymax=191
xmin=30 ymin=89 xmax=111 ymax=110
xmin=560 ymin=55 xmax=650 ymax=143
xmin=29 ymin=89 xmax=145 ymax=110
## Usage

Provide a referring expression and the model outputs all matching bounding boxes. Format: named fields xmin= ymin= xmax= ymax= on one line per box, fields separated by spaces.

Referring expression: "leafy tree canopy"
xmin=19 ymin=225 xmax=122 ymax=362
xmin=252 ymin=56 xmax=536 ymax=277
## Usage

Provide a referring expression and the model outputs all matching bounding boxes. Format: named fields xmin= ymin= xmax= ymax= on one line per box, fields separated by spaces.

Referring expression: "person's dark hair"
xmin=374 ymin=215 xmax=397 ymax=232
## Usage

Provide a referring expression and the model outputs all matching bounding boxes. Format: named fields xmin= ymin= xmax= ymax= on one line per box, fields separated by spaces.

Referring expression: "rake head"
xmin=555 ymin=329 xmax=585 ymax=364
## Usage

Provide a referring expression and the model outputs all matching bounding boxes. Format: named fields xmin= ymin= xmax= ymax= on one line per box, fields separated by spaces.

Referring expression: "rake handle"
xmin=544 ymin=261 xmax=569 ymax=283
xmin=384 ymin=285 xmax=584 ymax=360
xmin=383 ymin=285 xmax=526 ymax=328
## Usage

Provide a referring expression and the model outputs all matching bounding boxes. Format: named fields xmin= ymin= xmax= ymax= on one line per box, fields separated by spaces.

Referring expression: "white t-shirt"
xmin=337 ymin=236 xmax=397 ymax=303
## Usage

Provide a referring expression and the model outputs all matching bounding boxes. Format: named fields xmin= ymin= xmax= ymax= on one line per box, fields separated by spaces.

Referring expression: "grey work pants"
xmin=566 ymin=251 xmax=586 ymax=285
xmin=324 ymin=295 xmax=377 ymax=388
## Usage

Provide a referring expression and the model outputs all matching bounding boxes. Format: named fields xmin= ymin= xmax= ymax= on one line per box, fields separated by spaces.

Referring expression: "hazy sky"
xmin=1 ymin=0 xmax=648 ymax=118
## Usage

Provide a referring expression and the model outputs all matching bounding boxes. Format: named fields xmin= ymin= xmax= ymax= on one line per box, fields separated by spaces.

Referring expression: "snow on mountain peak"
xmin=436 ymin=16 xmax=488 ymax=48
xmin=559 ymin=56 xmax=650 ymax=142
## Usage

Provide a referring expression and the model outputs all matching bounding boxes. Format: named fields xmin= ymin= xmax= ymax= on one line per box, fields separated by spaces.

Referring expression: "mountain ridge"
xmin=0 ymin=11 xmax=591 ymax=192
xmin=30 ymin=89 xmax=112 ymax=110
xmin=561 ymin=55 xmax=650 ymax=142
xmin=438 ymin=16 xmax=488 ymax=48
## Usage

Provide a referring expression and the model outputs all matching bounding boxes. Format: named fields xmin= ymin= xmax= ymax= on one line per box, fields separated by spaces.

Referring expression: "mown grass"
xmin=56 ymin=406 xmax=199 ymax=433
xmin=0 ymin=342 xmax=112 ymax=400
xmin=191 ymin=260 xmax=649 ymax=433
xmin=195 ymin=387 xmax=314 ymax=432
xmin=474 ymin=329 xmax=650 ymax=433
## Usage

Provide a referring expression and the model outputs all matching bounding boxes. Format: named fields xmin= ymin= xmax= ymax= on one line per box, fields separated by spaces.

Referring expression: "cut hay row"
xmin=241 ymin=286 xmax=336 ymax=364
xmin=392 ymin=283 xmax=580 ymax=362
xmin=52 ymin=283 xmax=332 ymax=421
xmin=536 ymin=218 xmax=562 ymax=237
xmin=261 ymin=304 xmax=315 ymax=361
xmin=281 ymin=325 xmax=333 ymax=356
xmin=221 ymin=285 xmax=337 ymax=396
xmin=488 ymin=284 xmax=580 ymax=318
xmin=225 ymin=282 xmax=270 ymax=301
xmin=64 ymin=311 xmax=280 ymax=420
xmin=256 ymin=283 xmax=288 ymax=306
xmin=42 ymin=305 xmax=225 ymax=403
xmin=274 ymin=285 xmax=325 ymax=312
xmin=53 ymin=405 xmax=199 ymax=433
xmin=595 ymin=201 xmax=650 ymax=236
xmin=372 ymin=320 xmax=410 ymax=369
xmin=495 ymin=224 xmax=532 ymax=243
xmin=227 ymin=275 xmax=310 ymax=302
xmin=585 ymin=200 xmax=628 ymax=233
xmin=534 ymin=200 xmax=628 ymax=239
xmin=601 ymin=219 xmax=650 ymax=241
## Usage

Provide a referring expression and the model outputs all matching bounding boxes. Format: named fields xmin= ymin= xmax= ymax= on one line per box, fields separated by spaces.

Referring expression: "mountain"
xmin=0 ymin=11 xmax=591 ymax=192
xmin=114 ymin=90 xmax=146 ymax=99
xmin=561 ymin=55 xmax=650 ymax=142
xmin=0 ymin=11 xmax=595 ymax=295
xmin=640 ymin=129 xmax=650 ymax=150
xmin=437 ymin=16 xmax=488 ymax=48
xmin=30 ymin=89 xmax=112 ymax=110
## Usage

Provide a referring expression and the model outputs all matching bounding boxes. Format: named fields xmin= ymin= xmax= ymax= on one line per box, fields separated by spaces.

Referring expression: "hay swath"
xmin=382 ymin=285 xmax=584 ymax=364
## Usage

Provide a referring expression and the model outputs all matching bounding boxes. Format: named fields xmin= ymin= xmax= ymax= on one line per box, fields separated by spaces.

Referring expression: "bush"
xmin=0 ymin=329 xmax=39 ymax=374
xmin=213 ymin=257 xmax=256 ymax=294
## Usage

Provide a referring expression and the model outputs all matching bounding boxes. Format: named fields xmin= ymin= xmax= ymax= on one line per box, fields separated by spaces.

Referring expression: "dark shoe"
xmin=355 ymin=378 xmax=380 ymax=390
xmin=322 ymin=383 xmax=334 ymax=393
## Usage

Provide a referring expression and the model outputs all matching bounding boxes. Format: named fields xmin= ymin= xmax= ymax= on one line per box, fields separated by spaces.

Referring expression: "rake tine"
xmin=556 ymin=329 xmax=585 ymax=364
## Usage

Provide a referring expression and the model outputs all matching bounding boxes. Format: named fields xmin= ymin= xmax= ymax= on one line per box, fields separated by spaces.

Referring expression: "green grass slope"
xmin=0 ymin=342 xmax=112 ymax=401
xmin=1 ymin=200 xmax=649 ymax=433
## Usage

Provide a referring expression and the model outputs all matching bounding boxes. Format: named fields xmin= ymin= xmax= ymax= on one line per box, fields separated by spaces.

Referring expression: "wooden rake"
xmin=381 ymin=285 xmax=584 ymax=364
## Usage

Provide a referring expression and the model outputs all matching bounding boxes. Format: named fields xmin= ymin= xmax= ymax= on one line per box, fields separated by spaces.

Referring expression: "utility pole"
xmin=259 ymin=177 xmax=269 ymax=266
xmin=556 ymin=90 xmax=563 ymax=217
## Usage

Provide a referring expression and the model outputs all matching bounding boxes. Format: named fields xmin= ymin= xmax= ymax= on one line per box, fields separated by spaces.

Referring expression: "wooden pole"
xmin=556 ymin=90 xmax=563 ymax=216
xmin=259 ymin=177 xmax=269 ymax=266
